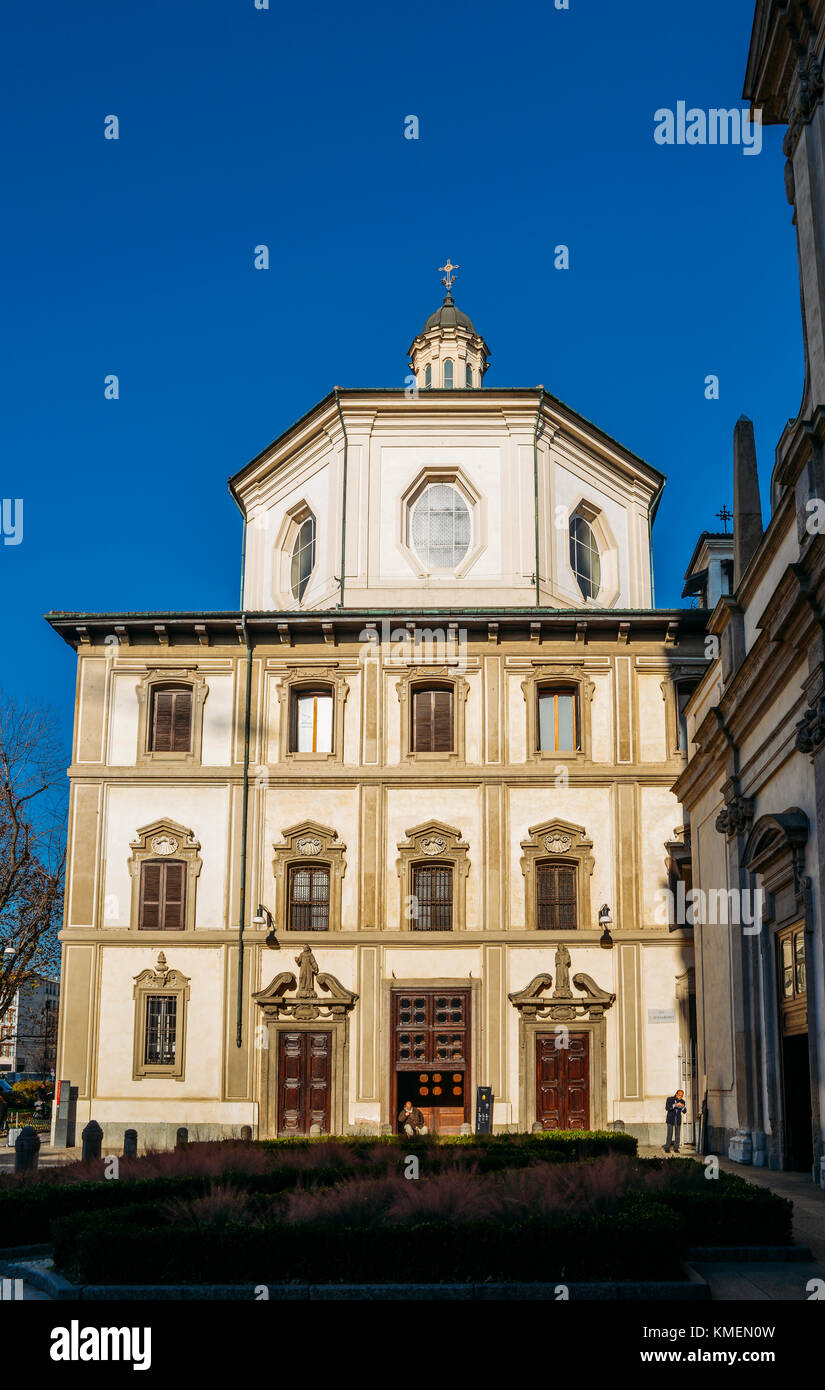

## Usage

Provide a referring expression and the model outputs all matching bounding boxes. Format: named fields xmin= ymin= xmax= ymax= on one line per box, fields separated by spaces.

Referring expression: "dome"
xmin=421 ymin=292 xmax=477 ymax=336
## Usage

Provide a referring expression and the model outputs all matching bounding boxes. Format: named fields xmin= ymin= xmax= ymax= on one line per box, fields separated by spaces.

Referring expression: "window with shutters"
xmin=289 ymin=687 xmax=334 ymax=753
xmin=149 ymin=685 xmax=193 ymax=753
xmin=537 ymin=686 xmax=580 ymax=753
xmin=287 ymin=863 xmax=330 ymax=931
xmin=137 ymin=670 xmax=208 ymax=765
xmin=411 ymin=863 xmax=453 ymax=931
xmin=128 ymin=820 xmax=202 ymax=933
xmin=535 ymin=861 xmax=577 ymax=930
xmin=412 ymin=684 xmax=453 ymax=752
xmin=139 ymin=860 xmax=186 ymax=930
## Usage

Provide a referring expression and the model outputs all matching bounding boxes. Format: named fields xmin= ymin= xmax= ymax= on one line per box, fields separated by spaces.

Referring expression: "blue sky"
xmin=1 ymin=0 xmax=801 ymax=748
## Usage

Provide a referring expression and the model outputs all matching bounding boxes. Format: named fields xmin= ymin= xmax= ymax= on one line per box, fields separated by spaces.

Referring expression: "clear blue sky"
xmin=1 ymin=0 xmax=801 ymax=749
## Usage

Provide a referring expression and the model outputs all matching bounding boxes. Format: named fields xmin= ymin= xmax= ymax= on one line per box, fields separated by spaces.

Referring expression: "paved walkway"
xmin=0 ymin=1143 xmax=81 ymax=1171
xmin=639 ymin=1143 xmax=825 ymax=1299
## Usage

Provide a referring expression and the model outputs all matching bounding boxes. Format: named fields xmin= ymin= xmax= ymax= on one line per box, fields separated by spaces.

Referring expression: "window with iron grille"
xmin=144 ymin=995 xmax=177 ymax=1065
xmin=536 ymin=861 xmax=577 ymax=930
xmin=149 ymin=685 xmax=193 ymax=752
xmin=411 ymin=863 xmax=453 ymax=931
xmin=288 ymin=864 xmax=330 ymax=930
xmin=139 ymin=860 xmax=186 ymax=930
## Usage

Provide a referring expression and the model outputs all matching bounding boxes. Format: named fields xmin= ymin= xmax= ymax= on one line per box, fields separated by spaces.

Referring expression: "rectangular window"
xmin=676 ymin=682 xmax=699 ymax=753
xmin=150 ymin=687 xmax=193 ymax=752
xmin=412 ymin=686 xmax=453 ymax=752
xmin=537 ymin=689 xmax=579 ymax=752
xmin=139 ymin=861 xmax=186 ymax=930
xmin=536 ymin=862 xmax=577 ymax=930
xmin=291 ymin=691 xmax=334 ymax=753
xmin=144 ymin=995 xmax=177 ymax=1065
xmin=288 ymin=865 xmax=330 ymax=930
xmin=411 ymin=864 xmax=453 ymax=931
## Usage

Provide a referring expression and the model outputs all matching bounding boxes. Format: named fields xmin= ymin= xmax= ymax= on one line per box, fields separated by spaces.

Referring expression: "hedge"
xmin=52 ymin=1199 xmax=684 ymax=1285
xmin=0 ymin=1132 xmax=636 ymax=1246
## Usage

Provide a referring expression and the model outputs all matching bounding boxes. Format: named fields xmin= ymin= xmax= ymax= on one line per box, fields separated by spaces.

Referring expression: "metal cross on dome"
xmin=439 ymin=259 xmax=459 ymax=291
xmin=716 ymin=505 xmax=732 ymax=534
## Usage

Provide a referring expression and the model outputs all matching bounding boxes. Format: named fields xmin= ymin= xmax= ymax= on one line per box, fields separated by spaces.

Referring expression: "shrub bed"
xmin=45 ymin=1155 xmax=794 ymax=1286
xmin=53 ymin=1199 xmax=684 ymax=1285
xmin=0 ymin=1131 xmax=636 ymax=1244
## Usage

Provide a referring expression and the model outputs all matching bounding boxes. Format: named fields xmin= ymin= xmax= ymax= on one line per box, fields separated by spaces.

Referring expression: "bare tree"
xmin=0 ymin=692 xmax=67 ymax=1023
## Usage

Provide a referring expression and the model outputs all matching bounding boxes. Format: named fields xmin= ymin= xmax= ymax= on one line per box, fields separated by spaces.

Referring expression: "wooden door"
xmin=277 ymin=1030 xmax=332 ymax=1136
xmin=536 ymin=1032 xmax=590 ymax=1130
xmin=392 ymin=989 xmax=470 ymax=1133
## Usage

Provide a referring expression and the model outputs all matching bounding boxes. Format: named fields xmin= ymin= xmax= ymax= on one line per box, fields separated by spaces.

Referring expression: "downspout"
xmin=239 ymin=516 xmax=247 ymax=610
xmin=236 ymin=614 xmax=254 ymax=1048
xmin=533 ymin=388 xmax=545 ymax=607
xmin=335 ymin=388 xmax=349 ymax=607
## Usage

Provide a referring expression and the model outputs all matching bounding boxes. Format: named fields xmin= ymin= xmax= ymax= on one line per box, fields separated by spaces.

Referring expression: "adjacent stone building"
xmin=674 ymin=1 xmax=825 ymax=1179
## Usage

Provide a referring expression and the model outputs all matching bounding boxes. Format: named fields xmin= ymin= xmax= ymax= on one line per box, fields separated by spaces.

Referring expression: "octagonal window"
xmin=411 ymin=483 xmax=471 ymax=570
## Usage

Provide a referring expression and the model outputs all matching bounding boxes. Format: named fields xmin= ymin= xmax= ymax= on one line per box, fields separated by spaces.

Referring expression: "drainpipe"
xmin=533 ymin=388 xmax=545 ymax=607
xmin=236 ymin=614 xmax=254 ymax=1048
xmin=335 ymin=388 xmax=349 ymax=607
xmin=237 ymin=517 xmax=247 ymax=608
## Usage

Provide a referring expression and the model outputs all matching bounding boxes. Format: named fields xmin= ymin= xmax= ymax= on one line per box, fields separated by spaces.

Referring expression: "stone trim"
xmin=253 ymin=947 xmax=357 ymax=1137
xmin=271 ymin=821 xmax=347 ymax=932
xmin=519 ymin=818 xmax=594 ymax=930
xmin=271 ymin=500 xmax=318 ymax=609
xmin=397 ymin=465 xmax=488 ymax=580
xmin=395 ymin=666 xmax=469 ymax=763
xmin=521 ymin=665 xmax=594 ymax=763
xmin=132 ymin=951 xmax=190 ymax=1080
xmin=565 ymin=497 xmax=620 ymax=608
xmin=395 ymin=820 xmax=471 ymax=931
xmin=136 ymin=668 xmax=208 ymax=766
xmin=275 ymin=666 xmax=350 ymax=764
xmin=127 ymin=818 xmax=202 ymax=932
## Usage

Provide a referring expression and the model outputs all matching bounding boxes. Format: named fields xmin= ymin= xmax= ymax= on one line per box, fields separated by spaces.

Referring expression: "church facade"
xmin=48 ymin=281 xmax=706 ymax=1147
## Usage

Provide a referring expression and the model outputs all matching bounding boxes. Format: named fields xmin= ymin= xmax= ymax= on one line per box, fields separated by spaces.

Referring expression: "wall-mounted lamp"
xmin=598 ymin=903 xmax=614 ymax=950
xmin=252 ymin=904 xmax=279 ymax=949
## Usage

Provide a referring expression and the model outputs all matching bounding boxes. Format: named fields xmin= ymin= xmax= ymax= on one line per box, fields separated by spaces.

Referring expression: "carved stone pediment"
xmin=508 ymin=945 xmax=615 ymax=1021
xmin=133 ymin=950 xmax=190 ymax=993
xmin=253 ymin=945 xmax=358 ymax=1021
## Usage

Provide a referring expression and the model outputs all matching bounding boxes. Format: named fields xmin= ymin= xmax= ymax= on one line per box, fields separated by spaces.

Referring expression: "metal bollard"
xmin=14 ymin=1126 xmax=40 ymax=1174
xmin=123 ymin=1128 xmax=138 ymax=1159
xmin=81 ymin=1120 xmax=103 ymax=1162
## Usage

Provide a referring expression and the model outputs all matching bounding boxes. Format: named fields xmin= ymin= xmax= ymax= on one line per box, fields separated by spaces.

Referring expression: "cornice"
xmin=57 ymin=927 xmax=691 ymax=947
xmin=735 ymin=486 xmax=797 ymax=612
